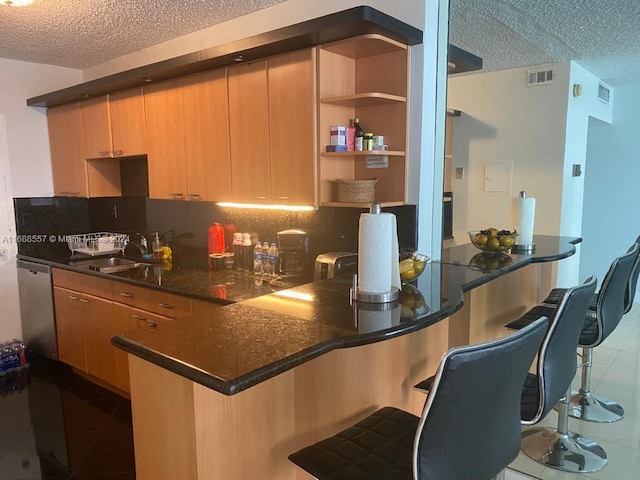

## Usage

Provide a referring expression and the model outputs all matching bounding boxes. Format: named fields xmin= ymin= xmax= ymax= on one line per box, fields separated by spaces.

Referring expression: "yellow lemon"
xmin=401 ymin=267 xmax=416 ymax=281
xmin=399 ymin=258 xmax=414 ymax=274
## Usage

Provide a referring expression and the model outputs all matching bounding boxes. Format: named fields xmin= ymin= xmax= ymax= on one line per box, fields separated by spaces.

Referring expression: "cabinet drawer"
xmin=146 ymin=290 xmax=192 ymax=319
xmin=111 ymin=281 xmax=150 ymax=310
xmin=53 ymin=268 xmax=113 ymax=299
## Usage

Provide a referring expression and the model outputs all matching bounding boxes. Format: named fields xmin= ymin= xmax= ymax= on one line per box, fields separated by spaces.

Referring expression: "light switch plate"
xmin=455 ymin=167 xmax=464 ymax=180
xmin=572 ymin=164 xmax=582 ymax=177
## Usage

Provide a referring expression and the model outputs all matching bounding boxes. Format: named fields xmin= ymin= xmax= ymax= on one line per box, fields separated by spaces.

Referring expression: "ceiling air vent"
xmin=598 ymin=83 xmax=612 ymax=104
xmin=527 ymin=68 xmax=556 ymax=86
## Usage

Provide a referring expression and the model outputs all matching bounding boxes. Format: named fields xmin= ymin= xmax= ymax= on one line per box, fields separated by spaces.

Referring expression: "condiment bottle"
xmin=364 ymin=132 xmax=374 ymax=151
xmin=354 ymin=118 xmax=364 ymax=151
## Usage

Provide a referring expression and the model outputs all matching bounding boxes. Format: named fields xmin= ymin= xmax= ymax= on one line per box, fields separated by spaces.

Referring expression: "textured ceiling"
xmin=0 ymin=0 xmax=285 ymax=69
xmin=450 ymin=0 xmax=640 ymax=86
xmin=1 ymin=0 xmax=638 ymax=86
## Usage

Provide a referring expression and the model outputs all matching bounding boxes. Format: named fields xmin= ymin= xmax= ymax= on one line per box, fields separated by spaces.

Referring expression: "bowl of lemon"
xmin=468 ymin=228 xmax=517 ymax=252
xmin=399 ymin=252 xmax=429 ymax=283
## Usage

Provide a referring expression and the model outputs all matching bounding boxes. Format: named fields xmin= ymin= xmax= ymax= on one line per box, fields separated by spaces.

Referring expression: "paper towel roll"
xmin=511 ymin=195 xmax=536 ymax=246
xmin=358 ymin=212 xmax=401 ymax=293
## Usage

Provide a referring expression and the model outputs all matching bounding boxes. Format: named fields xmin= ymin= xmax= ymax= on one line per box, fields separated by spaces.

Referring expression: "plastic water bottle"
xmin=268 ymin=242 xmax=278 ymax=277
xmin=261 ymin=242 xmax=271 ymax=276
xmin=253 ymin=242 xmax=262 ymax=274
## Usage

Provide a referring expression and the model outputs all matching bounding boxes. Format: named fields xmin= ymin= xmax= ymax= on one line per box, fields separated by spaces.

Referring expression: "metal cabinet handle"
xmin=113 ymin=149 xmax=123 ymax=156
xmin=132 ymin=314 xmax=146 ymax=320
xmin=79 ymin=298 xmax=90 ymax=304
xmin=170 ymin=193 xmax=184 ymax=199
xmin=68 ymin=295 xmax=79 ymax=301
xmin=249 ymin=196 xmax=267 ymax=200
xmin=98 ymin=150 xmax=110 ymax=157
xmin=274 ymin=196 xmax=290 ymax=200
xmin=157 ymin=303 xmax=174 ymax=310
xmin=186 ymin=193 xmax=201 ymax=200
xmin=120 ymin=292 xmax=134 ymax=298
xmin=147 ymin=320 xmax=158 ymax=328
xmin=67 ymin=192 xmax=79 ymax=196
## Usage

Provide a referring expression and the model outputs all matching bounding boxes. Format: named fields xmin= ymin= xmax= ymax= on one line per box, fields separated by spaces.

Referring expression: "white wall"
xmin=0 ymin=58 xmax=81 ymax=341
xmin=447 ymin=63 xmax=571 ymax=242
xmin=582 ymin=83 xmax=640 ymax=292
xmin=557 ymin=61 xmax=613 ymax=286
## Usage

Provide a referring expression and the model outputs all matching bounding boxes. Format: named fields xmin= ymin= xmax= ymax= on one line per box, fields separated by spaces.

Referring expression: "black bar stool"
xmin=543 ymin=241 xmax=639 ymax=423
xmin=516 ymin=276 xmax=608 ymax=473
xmin=288 ymin=317 xmax=548 ymax=480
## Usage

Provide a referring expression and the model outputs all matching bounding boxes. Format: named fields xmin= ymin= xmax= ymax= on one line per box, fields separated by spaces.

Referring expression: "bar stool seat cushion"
xmin=288 ymin=406 xmax=417 ymax=480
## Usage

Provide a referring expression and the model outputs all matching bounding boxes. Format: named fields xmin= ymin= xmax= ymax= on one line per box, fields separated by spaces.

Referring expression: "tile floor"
xmin=0 ymin=357 xmax=135 ymax=480
xmin=510 ymin=302 xmax=640 ymax=479
xmin=1 ymin=303 xmax=637 ymax=480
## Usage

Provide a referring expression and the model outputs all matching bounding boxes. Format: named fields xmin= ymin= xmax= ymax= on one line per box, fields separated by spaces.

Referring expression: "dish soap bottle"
xmin=152 ymin=232 xmax=163 ymax=261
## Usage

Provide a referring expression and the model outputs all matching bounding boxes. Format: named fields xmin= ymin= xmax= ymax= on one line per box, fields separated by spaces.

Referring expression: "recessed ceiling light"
xmin=142 ymin=77 xmax=154 ymax=83
xmin=233 ymin=56 xmax=245 ymax=62
xmin=2 ymin=0 xmax=34 ymax=6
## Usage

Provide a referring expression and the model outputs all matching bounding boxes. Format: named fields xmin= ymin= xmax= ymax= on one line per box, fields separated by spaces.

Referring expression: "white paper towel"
xmin=357 ymin=212 xmax=401 ymax=293
xmin=511 ymin=195 xmax=536 ymax=246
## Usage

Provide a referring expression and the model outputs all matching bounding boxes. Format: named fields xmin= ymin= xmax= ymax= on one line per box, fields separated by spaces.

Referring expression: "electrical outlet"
xmin=455 ymin=167 xmax=464 ymax=180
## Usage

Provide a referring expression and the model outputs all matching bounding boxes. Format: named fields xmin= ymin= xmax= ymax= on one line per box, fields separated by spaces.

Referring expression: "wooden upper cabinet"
xmin=144 ymin=79 xmax=188 ymax=200
xmin=81 ymin=90 xmax=146 ymax=159
xmin=109 ymin=88 xmax=146 ymax=157
xmin=228 ymin=60 xmax=270 ymax=203
xmin=182 ymin=70 xmax=231 ymax=202
xmin=81 ymin=96 xmax=111 ymax=159
xmin=268 ymin=49 xmax=317 ymax=206
xmin=48 ymin=103 xmax=88 ymax=197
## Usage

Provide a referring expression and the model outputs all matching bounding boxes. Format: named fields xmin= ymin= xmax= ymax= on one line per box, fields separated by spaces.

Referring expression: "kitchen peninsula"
xmin=111 ymin=235 xmax=579 ymax=480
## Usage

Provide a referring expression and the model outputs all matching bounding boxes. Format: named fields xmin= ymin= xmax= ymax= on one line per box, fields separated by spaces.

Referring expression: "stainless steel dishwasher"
xmin=17 ymin=259 xmax=57 ymax=360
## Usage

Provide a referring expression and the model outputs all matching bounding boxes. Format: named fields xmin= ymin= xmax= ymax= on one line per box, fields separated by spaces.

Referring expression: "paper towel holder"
xmin=511 ymin=191 xmax=536 ymax=253
xmin=350 ymin=273 xmax=400 ymax=304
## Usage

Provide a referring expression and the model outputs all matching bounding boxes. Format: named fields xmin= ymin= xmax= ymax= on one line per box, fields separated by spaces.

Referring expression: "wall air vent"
xmin=598 ymin=83 xmax=612 ymax=104
xmin=527 ymin=68 xmax=556 ymax=86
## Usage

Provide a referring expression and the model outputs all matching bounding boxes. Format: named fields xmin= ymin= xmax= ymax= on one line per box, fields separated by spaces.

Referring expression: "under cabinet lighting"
xmin=216 ymin=202 xmax=315 ymax=212
xmin=2 ymin=0 xmax=34 ymax=6
xmin=273 ymin=291 xmax=315 ymax=302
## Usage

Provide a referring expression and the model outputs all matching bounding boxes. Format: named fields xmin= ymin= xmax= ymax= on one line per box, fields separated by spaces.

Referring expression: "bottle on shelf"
xmin=347 ymin=119 xmax=356 ymax=151
xmin=232 ymin=232 xmax=243 ymax=270
xmin=253 ymin=242 xmax=262 ymax=274
xmin=268 ymin=242 xmax=278 ymax=277
xmin=353 ymin=118 xmax=364 ymax=152
xmin=364 ymin=132 xmax=374 ymax=151
xmin=262 ymin=242 xmax=271 ymax=276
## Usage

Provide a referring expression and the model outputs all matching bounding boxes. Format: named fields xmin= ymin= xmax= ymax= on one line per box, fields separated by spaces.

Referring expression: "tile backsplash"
xmin=14 ymin=197 xmax=417 ymax=269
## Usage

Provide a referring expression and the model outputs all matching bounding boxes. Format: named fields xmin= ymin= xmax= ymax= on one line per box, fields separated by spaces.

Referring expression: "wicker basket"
xmin=335 ymin=178 xmax=377 ymax=203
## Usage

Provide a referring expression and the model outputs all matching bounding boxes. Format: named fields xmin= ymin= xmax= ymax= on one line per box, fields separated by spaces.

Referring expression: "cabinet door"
xmin=53 ymin=287 xmax=86 ymax=372
xmin=182 ymin=70 xmax=232 ymax=202
xmin=144 ymin=79 xmax=187 ymax=199
xmin=268 ymin=49 xmax=317 ymax=206
xmin=82 ymin=295 xmax=117 ymax=386
xmin=113 ymin=303 xmax=171 ymax=392
xmin=48 ymin=103 xmax=88 ymax=197
xmin=110 ymin=88 xmax=146 ymax=157
xmin=228 ymin=61 xmax=270 ymax=203
xmin=81 ymin=96 xmax=112 ymax=159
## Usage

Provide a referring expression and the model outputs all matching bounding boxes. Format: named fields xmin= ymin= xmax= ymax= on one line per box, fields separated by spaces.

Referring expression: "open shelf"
xmin=322 ymin=200 xmax=405 ymax=208
xmin=322 ymin=34 xmax=407 ymax=59
xmin=320 ymin=150 xmax=405 ymax=157
xmin=321 ymin=92 xmax=406 ymax=107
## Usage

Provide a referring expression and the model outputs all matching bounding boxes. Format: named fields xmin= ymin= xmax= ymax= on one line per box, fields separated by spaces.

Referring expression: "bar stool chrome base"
xmin=568 ymin=390 xmax=625 ymax=423
xmin=521 ymin=427 xmax=608 ymax=473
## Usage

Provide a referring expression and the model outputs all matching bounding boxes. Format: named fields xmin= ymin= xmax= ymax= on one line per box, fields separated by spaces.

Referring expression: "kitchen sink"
xmin=71 ymin=256 xmax=152 ymax=274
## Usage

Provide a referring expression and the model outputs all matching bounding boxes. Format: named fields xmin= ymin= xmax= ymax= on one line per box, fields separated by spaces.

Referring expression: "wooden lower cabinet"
xmin=53 ymin=286 xmax=88 ymax=372
xmin=112 ymin=303 xmax=172 ymax=393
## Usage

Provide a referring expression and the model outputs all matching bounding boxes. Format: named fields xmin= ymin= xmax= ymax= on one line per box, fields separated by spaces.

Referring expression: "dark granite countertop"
xmin=17 ymin=251 xmax=305 ymax=304
xmin=110 ymin=235 xmax=581 ymax=395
